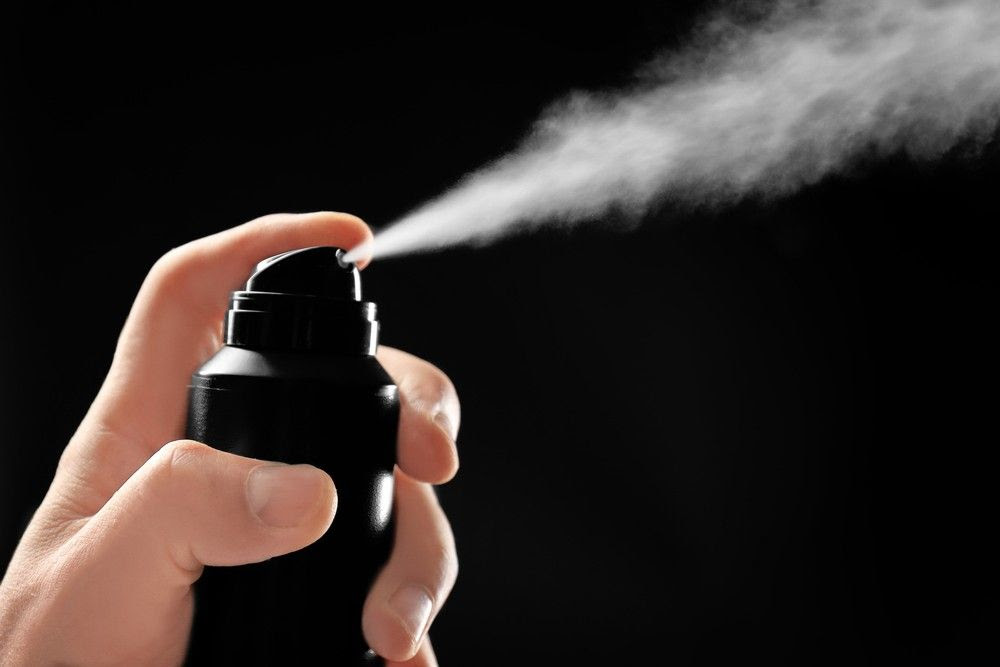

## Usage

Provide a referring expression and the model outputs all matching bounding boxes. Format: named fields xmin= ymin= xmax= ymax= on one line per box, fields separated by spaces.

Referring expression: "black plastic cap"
xmin=224 ymin=246 xmax=378 ymax=354
xmin=247 ymin=247 xmax=362 ymax=300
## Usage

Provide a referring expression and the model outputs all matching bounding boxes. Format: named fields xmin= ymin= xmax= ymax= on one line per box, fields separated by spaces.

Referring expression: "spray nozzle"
xmin=247 ymin=246 xmax=361 ymax=301
xmin=225 ymin=246 xmax=377 ymax=354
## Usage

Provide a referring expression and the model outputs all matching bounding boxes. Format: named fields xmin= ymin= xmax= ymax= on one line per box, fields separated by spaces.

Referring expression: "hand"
xmin=0 ymin=212 xmax=460 ymax=666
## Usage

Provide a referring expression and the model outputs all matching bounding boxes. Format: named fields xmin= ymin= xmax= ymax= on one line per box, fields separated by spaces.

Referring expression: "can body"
xmin=184 ymin=345 xmax=398 ymax=665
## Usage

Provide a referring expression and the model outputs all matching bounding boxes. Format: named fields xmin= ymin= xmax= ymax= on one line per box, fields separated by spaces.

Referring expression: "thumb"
xmin=29 ymin=440 xmax=336 ymax=662
xmin=79 ymin=440 xmax=337 ymax=583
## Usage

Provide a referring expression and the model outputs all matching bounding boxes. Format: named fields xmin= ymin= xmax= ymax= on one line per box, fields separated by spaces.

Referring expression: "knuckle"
xmin=140 ymin=441 xmax=214 ymax=509
xmin=441 ymin=541 xmax=459 ymax=592
xmin=166 ymin=439 xmax=212 ymax=469
xmin=444 ymin=527 xmax=459 ymax=584
xmin=426 ymin=363 xmax=456 ymax=395
xmin=409 ymin=363 xmax=459 ymax=410
xmin=151 ymin=244 xmax=193 ymax=280
xmin=151 ymin=439 xmax=211 ymax=482
xmin=145 ymin=243 xmax=204 ymax=301
xmin=430 ymin=542 xmax=459 ymax=598
xmin=428 ymin=517 xmax=459 ymax=594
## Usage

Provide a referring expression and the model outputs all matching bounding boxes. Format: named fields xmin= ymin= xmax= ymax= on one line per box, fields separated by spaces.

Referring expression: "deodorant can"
xmin=184 ymin=246 xmax=398 ymax=665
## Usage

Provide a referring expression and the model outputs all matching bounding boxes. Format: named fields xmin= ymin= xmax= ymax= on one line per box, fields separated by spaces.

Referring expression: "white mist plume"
xmin=345 ymin=0 xmax=1000 ymax=263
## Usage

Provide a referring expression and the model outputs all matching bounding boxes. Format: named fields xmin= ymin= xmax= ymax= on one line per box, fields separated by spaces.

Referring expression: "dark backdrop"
xmin=1 ymin=3 xmax=996 ymax=665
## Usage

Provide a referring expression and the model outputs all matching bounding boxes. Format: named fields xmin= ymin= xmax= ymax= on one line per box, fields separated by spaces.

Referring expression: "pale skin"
xmin=0 ymin=212 xmax=460 ymax=666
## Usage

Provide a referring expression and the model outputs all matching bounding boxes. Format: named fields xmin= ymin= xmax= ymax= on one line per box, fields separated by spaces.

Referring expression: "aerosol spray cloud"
xmin=344 ymin=0 xmax=1000 ymax=263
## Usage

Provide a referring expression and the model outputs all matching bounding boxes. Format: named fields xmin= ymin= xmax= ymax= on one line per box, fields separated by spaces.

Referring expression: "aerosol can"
xmin=185 ymin=246 xmax=398 ymax=665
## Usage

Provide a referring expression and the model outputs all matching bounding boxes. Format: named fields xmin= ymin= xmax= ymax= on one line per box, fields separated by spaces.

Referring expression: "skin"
xmin=0 ymin=212 xmax=460 ymax=666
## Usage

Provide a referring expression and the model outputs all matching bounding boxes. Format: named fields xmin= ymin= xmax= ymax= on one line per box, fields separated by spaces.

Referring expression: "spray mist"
xmin=184 ymin=246 xmax=398 ymax=665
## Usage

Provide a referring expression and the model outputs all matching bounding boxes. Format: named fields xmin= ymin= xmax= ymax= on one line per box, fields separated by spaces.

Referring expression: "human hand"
xmin=0 ymin=212 xmax=459 ymax=666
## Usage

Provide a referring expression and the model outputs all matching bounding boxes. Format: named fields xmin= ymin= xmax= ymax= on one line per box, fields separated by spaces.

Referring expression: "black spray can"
xmin=184 ymin=246 xmax=398 ymax=665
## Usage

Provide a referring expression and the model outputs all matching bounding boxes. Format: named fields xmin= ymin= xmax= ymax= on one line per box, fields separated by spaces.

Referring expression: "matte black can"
xmin=184 ymin=246 xmax=398 ymax=665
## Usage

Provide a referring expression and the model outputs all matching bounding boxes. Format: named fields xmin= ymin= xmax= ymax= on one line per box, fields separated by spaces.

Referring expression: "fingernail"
xmin=247 ymin=464 xmax=331 ymax=528
xmin=388 ymin=585 xmax=433 ymax=644
xmin=433 ymin=411 xmax=457 ymax=441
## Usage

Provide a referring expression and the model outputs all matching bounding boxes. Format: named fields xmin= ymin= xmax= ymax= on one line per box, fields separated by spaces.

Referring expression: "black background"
xmin=1 ymin=2 xmax=996 ymax=664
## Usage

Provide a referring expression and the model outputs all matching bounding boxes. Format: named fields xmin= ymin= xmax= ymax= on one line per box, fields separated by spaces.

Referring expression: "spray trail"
xmin=344 ymin=0 xmax=1000 ymax=263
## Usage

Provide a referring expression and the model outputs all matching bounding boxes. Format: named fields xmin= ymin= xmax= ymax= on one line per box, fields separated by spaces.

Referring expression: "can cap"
xmin=224 ymin=246 xmax=378 ymax=354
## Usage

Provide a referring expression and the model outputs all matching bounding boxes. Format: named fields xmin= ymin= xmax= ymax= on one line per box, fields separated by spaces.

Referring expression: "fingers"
xmin=77 ymin=440 xmax=337 ymax=585
xmin=363 ymin=470 xmax=458 ymax=662
xmin=378 ymin=346 xmax=461 ymax=484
